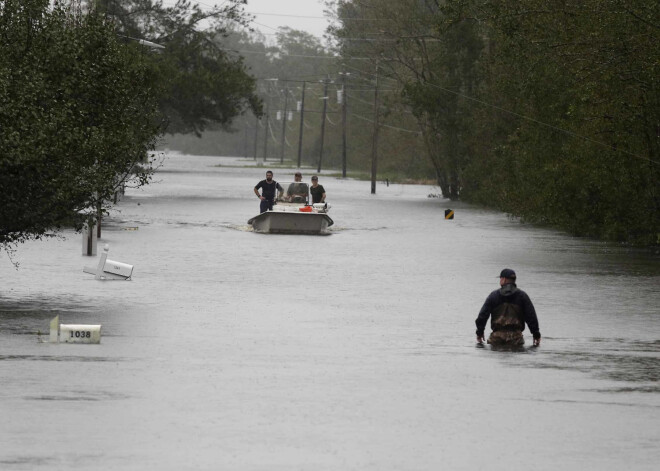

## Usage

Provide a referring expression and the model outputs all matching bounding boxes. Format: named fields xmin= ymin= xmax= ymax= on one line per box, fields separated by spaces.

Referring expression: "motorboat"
xmin=248 ymin=181 xmax=333 ymax=234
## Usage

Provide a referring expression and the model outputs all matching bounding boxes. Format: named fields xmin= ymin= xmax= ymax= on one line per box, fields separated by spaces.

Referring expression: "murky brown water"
xmin=1 ymin=153 xmax=659 ymax=470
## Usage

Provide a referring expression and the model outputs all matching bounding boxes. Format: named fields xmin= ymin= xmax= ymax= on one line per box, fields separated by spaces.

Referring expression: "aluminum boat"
xmin=248 ymin=182 xmax=333 ymax=235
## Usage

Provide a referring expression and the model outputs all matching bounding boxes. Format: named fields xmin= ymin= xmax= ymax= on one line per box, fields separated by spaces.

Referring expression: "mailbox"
xmin=60 ymin=324 xmax=102 ymax=344
xmin=103 ymin=259 xmax=134 ymax=278
xmin=83 ymin=244 xmax=133 ymax=280
xmin=49 ymin=315 xmax=102 ymax=344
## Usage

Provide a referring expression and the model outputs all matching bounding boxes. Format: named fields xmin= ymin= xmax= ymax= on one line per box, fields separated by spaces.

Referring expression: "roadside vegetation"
xmin=331 ymin=0 xmax=659 ymax=245
xmin=167 ymin=0 xmax=658 ymax=245
xmin=1 ymin=1 xmax=656 ymax=247
xmin=0 ymin=0 xmax=259 ymax=250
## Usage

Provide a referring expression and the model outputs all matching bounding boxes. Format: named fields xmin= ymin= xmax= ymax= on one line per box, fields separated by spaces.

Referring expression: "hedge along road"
xmin=1 ymin=153 xmax=659 ymax=470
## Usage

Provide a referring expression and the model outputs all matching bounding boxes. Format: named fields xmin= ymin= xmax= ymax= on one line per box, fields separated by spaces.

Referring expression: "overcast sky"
xmin=246 ymin=0 xmax=330 ymax=38
xmin=207 ymin=0 xmax=332 ymax=39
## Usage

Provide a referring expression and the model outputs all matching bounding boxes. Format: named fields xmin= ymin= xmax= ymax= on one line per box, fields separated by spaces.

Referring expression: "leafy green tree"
xmin=95 ymin=0 xmax=262 ymax=135
xmin=332 ymin=0 xmax=659 ymax=243
xmin=332 ymin=0 xmax=485 ymax=197
xmin=0 ymin=0 xmax=162 ymax=247
xmin=460 ymin=0 xmax=659 ymax=244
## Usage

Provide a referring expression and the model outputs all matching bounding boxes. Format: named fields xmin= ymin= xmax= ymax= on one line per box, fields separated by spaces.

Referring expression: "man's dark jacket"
xmin=475 ymin=283 xmax=541 ymax=339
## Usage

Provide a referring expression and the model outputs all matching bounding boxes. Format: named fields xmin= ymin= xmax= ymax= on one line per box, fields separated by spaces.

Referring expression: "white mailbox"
xmin=83 ymin=244 xmax=133 ymax=280
xmin=103 ymin=259 xmax=134 ymax=278
xmin=60 ymin=324 xmax=102 ymax=344
xmin=49 ymin=316 xmax=102 ymax=344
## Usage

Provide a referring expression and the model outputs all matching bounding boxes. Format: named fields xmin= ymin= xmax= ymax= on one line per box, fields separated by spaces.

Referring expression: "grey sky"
xmin=244 ymin=0 xmax=329 ymax=37
xmin=162 ymin=1 xmax=331 ymax=39
xmin=194 ymin=0 xmax=331 ymax=38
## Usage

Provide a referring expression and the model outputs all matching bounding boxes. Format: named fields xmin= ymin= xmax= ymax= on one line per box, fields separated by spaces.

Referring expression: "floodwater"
xmin=1 ymin=153 xmax=659 ymax=470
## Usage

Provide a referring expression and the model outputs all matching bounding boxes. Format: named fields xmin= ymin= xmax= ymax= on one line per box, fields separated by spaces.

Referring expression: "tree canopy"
xmin=0 ymin=0 xmax=162 ymax=247
xmin=329 ymin=0 xmax=659 ymax=244
xmin=95 ymin=0 xmax=261 ymax=135
xmin=154 ymin=0 xmax=659 ymax=244
xmin=0 ymin=0 xmax=263 ymax=250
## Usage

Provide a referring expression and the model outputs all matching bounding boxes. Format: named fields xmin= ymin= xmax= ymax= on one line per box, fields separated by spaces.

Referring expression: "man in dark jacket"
xmin=254 ymin=170 xmax=283 ymax=213
xmin=475 ymin=269 xmax=541 ymax=346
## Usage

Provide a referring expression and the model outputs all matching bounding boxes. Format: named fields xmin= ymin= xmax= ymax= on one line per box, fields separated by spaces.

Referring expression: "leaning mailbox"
xmin=83 ymin=244 xmax=133 ymax=280
xmin=49 ymin=315 xmax=102 ymax=344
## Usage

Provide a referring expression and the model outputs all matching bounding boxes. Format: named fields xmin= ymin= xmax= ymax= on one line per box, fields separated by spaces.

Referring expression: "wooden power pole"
xmin=341 ymin=73 xmax=348 ymax=178
xmin=280 ymin=86 xmax=289 ymax=164
xmin=317 ymin=77 xmax=329 ymax=173
xmin=296 ymin=81 xmax=306 ymax=168
xmin=370 ymin=64 xmax=380 ymax=194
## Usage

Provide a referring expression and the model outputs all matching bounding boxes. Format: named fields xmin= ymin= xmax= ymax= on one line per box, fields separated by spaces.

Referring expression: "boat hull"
xmin=248 ymin=211 xmax=334 ymax=235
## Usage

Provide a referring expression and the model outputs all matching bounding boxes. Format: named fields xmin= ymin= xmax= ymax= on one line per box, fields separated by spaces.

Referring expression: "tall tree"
xmin=331 ymin=0 xmax=659 ymax=243
xmin=332 ymin=0 xmax=485 ymax=198
xmin=460 ymin=0 xmax=659 ymax=243
xmin=0 ymin=0 xmax=162 ymax=247
xmin=95 ymin=0 xmax=262 ymax=135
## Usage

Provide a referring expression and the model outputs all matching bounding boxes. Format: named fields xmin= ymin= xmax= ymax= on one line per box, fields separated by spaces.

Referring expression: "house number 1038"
xmin=70 ymin=331 xmax=92 ymax=339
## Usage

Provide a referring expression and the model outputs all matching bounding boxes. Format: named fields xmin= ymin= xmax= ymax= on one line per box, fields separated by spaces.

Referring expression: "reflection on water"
xmin=24 ymin=391 xmax=131 ymax=401
xmin=537 ymin=349 xmax=660 ymax=383
xmin=0 ymin=355 xmax=125 ymax=362
xmin=496 ymin=336 xmax=660 ymax=398
xmin=1 ymin=153 xmax=658 ymax=470
xmin=0 ymin=457 xmax=51 ymax=467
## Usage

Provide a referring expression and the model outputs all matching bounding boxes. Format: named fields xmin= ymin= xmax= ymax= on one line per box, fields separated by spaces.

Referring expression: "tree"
xmin=331 ymin=0 xmax=659 ymax=243
xmin=332 ymin=0 xmax=485 ymax=197
xmin=460 ymin=0 xmax=660 ymax=243
xmin=95 ymin=0 xmax=262 ymax=135
xmin=0 ymin=0 xmax=162 ymax=247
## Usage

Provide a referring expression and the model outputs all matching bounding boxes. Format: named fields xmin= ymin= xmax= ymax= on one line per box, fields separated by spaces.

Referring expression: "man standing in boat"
xmin=475 ymin=269 xmax=541 ymax=347
xmin=254 ymin=170 xmax=283 ymax=213
xmin=310 ymin=175 xmax=326 ymax=204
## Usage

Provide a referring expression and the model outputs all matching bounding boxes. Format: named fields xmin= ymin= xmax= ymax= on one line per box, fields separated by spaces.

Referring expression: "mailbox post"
xmin=82 ymin=221 xmax=97 ymax=256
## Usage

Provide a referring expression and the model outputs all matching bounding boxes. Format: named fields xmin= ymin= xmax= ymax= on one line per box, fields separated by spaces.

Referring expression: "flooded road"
xmin=1 ymin=153 xmax=659 ymax=470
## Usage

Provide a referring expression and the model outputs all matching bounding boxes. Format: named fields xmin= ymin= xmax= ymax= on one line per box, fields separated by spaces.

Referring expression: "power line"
xmin=352 ymin=114 xmax=421 ymax=135
xmin=351 ymin=63 xmax=658 ymax=165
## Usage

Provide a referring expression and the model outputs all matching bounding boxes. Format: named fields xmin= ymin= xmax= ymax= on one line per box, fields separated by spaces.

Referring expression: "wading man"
xmin=254 ymin=170 xmax=283 ymax=213
xmin=475 ymin=269 xmax=541 ymax=347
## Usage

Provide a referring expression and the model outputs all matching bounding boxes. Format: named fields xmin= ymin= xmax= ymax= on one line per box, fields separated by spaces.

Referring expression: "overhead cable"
xmin=352 ymin=114 xmax=422 ymax=135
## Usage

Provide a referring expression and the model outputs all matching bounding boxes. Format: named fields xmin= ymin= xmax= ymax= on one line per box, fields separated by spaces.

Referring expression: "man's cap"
xmin=499 ymin=268 xmax=516 ymax=279
xmin=295 ymin=172 xmax=302 ymax=177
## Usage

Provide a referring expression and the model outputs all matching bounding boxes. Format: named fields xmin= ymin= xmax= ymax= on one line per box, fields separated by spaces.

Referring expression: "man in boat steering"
xmin=475 ymin=269 xmax=541 ymax=347
xmin=254 ymin=170 xmax=283 ymax=213
xmin=287 ymin=172 xmax=308 ymax=203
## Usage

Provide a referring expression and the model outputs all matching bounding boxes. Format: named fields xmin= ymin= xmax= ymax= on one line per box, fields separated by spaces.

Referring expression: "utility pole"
xmin=243 ymin=120 xmax=249 ymax=157
xmin=297 ymin=81 xmax=306 ymax=168
xmin=262 ymin=97 xmax=269 ymax=162
xmin=341 ymin=72 xmax=348 ymax=178
xmin=317 ymin=77 xmax=329 ymax=173
xmin=370 ymin=63 xmax=380 ymax=194
xmin=280 ymin=85 xmax=289 ymax=164
xmin=253 ymin=113 xmax=259 ymax=161
xmin=262 ymin=78 xmax=278 ymax=162
xmin=264 ymin=82 xmax=270 ymax=162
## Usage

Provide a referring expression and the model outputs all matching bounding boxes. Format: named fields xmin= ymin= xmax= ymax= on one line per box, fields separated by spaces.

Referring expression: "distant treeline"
xmin=166 ymin=1 xmax=659 ymax=245
xmin=162 ymin=27 xmax=437 ymax=182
